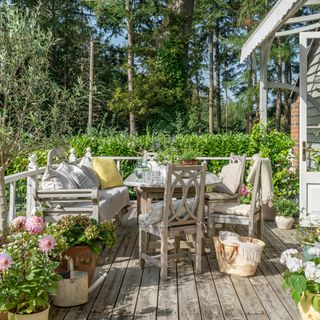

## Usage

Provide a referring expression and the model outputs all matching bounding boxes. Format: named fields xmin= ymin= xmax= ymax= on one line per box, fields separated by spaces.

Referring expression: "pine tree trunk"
xmin=126 ymin=0 xmax=136 ymax=133
xmin=0 ymin=167 xmax=7 ymax=231
xmin=195 ymin=74 xmax=201 ymax=129
xmin=275 ymin=58 xmax=282 ymax=131
xmin=208 ymin=28 xmax=214 ymax=133
xmin=215 ymin=21 xmax=222 ymax=132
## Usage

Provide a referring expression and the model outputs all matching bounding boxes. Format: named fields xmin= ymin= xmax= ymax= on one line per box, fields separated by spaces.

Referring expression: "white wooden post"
xmin=8 ymin=182 xmax=16 ymax=223
xmin=85 ymin=147 xmax=92 ymax=159
xmin=69 ymin=148 xmax=77 ymax=163
xmin=26 ymin=154 xmax=38 ymax=216
xmin=259 ymin=38 xmax=273 ymax=125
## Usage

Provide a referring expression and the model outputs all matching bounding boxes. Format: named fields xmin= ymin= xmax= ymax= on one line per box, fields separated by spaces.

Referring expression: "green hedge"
xmin=7 ymin=124 xmax=298 ymax=203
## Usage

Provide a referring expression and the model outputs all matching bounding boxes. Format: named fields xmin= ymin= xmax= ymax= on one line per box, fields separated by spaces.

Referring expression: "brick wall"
xmin=291 ymin=97 xmax=299 ymax=171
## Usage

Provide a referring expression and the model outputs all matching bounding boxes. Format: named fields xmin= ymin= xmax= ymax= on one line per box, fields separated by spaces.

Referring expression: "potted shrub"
xmin=0 ymin=215 xmax=61 ymax=320
xmin=274 ymin=198 xmax=299 ymax=230
xmin=179 ymin=150 xmax=198 ymax=165
xmin=280 ymin=248 xmax=320 ymax=319
xmin=53 ymin=216 xmax=116 ymax=282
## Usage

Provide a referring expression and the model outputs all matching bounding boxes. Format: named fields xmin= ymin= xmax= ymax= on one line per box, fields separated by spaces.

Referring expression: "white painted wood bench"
xmin=34 ymin=148 xmax=130 ymax=223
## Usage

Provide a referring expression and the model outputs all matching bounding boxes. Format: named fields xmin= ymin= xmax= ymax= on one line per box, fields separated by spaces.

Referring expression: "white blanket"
xmin=247 ymin=155 xmax=274 ymax=206
xmin=219 ymin=231 xmax=263 ymax=265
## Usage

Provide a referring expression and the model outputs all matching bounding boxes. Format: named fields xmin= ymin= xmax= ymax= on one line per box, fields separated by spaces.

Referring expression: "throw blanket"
xmin=247 ymin=155 xmax=274 ymax=206
xmin=219 ymin=231 xmax=263 ymax=266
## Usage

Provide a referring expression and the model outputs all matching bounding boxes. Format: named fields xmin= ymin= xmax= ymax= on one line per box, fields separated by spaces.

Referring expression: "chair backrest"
xmin=143 ymin=150 xmax=157 ymax=161
xmin=229 ymin=154 xmax=247 ymax=194
xmin=249 ymin=158 xmax=262 ymax=216
xmin=47 ymin=148 xmax=69 ymax=169
xmin=162 ymin=162 xmax=207 ymax=227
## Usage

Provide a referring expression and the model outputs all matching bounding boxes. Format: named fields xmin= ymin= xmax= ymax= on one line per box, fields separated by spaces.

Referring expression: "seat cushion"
xmin=205 ymin=192 xmax=238 ymax=201
xmin=98 ymin=186 xmax=130 ymax=220
xmin=139 ymin=198 xmax=196 ymax=226
xmin=92 ymin=158 xmax=123 ymax=189
xmin=213 ymin=202 xmax=251 ymax=216
xmin=214 ymin=162 xmax=241 ymax=195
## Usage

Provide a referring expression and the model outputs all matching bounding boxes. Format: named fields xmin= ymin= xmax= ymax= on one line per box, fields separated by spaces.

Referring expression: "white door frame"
xmin=300 ymin=32 xmax=320 ymax=226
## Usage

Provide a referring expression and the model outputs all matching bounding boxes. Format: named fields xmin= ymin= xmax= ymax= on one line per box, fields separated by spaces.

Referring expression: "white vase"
xmin=8 ymin=307 xmax=49 ymax=320
xmin=275 ymin=216 xmax=295 ymax=230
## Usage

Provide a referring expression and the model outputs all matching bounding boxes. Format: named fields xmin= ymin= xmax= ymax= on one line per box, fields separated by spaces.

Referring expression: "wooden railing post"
xmin=26 ymin=154 xmax=38 ymax=216
xmin=8 ymin=182 xmax=16 ymax=223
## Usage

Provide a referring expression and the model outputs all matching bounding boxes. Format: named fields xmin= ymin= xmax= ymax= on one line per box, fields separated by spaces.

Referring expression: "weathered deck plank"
xmin=50 ymin=206 xmax=301 ymax=320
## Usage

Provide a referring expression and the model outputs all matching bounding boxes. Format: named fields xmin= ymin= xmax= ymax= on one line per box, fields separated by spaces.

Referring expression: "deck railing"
xmin=4 ymin=148 xmax=251 ymax=223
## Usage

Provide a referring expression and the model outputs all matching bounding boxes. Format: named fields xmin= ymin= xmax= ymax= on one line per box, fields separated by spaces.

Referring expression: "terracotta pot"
xmin=275 ymin=216 xmax=295 ymax=230
xmin=298 ymin=292 xmax=320 ymax=320
xmin=180 ymin=159 xmax=198 ymax=165
xmin=8 ymin=307 xmax=49 ymax=320
xmin=58 ymin=245 xmax=98 ymax=283
xmin=0 ymin=312 xmax=7 ymax=320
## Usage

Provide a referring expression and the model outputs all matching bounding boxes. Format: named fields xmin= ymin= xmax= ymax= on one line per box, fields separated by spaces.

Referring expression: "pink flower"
xmin=38 ymin=235 xmax=56 ymax=253
xmin=0 ymin=253 xmax=12 ymax=272
xmin=11 ymin=216 xmax=27 ymax=231
xmin=241 ymin=185 xmax=249 ymax=196
xmin=25 ymin=216 xmax=44 ymax=235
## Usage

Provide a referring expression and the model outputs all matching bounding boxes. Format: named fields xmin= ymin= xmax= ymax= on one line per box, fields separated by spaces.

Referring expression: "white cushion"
xmin=139 ymin=198 xmax=196 ymax=226
xmin=214 ymin=162 xmax=241 ymax=195
xmin=205 ymin=192 xmax=238 ymax=201
xmin=71 ymin=165 xmax=97 ymax=189
xmin=79 ymin=157 xmax=100 ymax=187
xmin=213 ymin=202 xmax=251 ymax=216
xmin=41 ymin=167 xmax=77 ymax=190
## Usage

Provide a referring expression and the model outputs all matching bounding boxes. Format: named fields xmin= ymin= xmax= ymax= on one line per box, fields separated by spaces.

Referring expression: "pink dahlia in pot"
xmin=0 ymin=253 xmax=12 ymax=272
xmin=38 ymin=235 xmax=56 ymax=253
xmin=11 ymin=216 xmax=27 ymax=231
xmin=25 ymin=216 xmax=44 ymax=234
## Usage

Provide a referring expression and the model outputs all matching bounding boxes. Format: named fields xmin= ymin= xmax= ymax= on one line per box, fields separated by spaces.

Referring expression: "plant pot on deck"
xmin=8 ymin=307 xmax=49 ymax=320
xmin=0 ymin=312 xmax=7 ymax=320
xmin=180 ymin=159 xmax=198 ymax=165
xmin=58 ymin=245 xmax=99 ymax=283
xmin=275 ymin=216 xmax=295 ymax=230
xmin=298 ymin=291 xmax=320 ymax=320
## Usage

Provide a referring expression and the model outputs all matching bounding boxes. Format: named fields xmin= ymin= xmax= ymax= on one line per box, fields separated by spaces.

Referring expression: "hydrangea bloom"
xmin=0 ymin=253 xmax=12 ymax=272
xmin=308 ymin=247 xmax=320 ymax=257
xmin=25 ymin=216 xmax=44 ymax=235
xmin=38 ymin=235 xmax=56 ymax=253
xmin=286 ymin=257 xmax=303 ymax=273
xmin=304 ymin=261 xmax=317 ymax=281
xmin=11 ymin=216 xmax=27 ymax=231
xmin=280 ymin=248 xmax=299 ymax=264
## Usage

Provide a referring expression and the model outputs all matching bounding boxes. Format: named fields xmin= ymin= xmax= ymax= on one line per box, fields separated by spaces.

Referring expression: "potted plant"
xmin=179 ymin=149 xmax=198 ymax=165
xmin=54 ymin=216 xmax=116 ymax=282
xmin=280 ymin=247 xmax=320 ymax=319
xmin=274 ymin=198 xmax=299 ymax=230
xmin=0 ymin=215 xmax=61 ymax=320
xmin=297 ymin=226 xmax=320 ymax=260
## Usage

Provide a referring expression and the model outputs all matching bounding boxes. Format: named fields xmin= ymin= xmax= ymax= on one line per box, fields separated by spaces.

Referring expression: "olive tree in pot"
xmin=274 ymin=198 xmax=299 ymax=230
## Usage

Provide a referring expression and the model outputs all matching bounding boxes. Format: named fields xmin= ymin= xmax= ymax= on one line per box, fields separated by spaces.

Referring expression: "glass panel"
xmin=307 ymin=39 xmax=320 ymax=171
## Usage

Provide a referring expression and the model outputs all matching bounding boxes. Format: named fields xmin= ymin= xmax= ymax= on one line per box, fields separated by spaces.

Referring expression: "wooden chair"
xmin=138 ymin=162 xmax=207 ymax=280
xmin=207 ymin=158 xmax=263 ymax=239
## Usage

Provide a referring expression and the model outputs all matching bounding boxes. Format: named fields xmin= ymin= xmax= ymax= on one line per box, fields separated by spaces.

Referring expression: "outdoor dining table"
xmin=124 ymin=170 xmax=221 ymax=219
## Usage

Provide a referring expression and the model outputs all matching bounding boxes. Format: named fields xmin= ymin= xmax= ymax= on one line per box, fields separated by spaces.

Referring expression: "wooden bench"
xmin=34 ymin=148 xmax=130 ymax=223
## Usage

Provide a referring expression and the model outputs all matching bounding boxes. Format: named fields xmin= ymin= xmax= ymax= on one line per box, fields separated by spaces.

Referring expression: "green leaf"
xmin=291 ymin=290 xmax=302 ymax=304
xmin=288 ymin=274 xmax=307 ymax=294
xmin=311 ymin=295 xmax=320 ymax=312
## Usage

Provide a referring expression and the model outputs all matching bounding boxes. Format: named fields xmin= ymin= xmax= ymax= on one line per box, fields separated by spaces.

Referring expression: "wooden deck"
xmin=49 ymin=205 xmax=301 ymax=320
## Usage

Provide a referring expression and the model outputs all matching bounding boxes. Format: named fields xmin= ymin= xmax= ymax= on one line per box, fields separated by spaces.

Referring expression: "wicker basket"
xmin=214 ymin=236 xmax=265 ymax=277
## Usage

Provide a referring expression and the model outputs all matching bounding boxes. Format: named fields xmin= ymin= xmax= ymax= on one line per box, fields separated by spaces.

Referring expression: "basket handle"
xmin=219 ymin=243 xmax=238 ymax=262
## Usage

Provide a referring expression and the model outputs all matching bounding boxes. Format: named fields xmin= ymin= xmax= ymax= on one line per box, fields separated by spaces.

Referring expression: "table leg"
xmin=135 ymin=188 xmax=141 ymax=224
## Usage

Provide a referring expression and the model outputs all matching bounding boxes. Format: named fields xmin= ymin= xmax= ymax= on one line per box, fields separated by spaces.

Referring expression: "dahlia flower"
xmin=38 ymin=235 xmax=56 ymax=253
xmin=240 ymin=185 xmax=249 ymax=196
xmin=11 ymin=216 xmax=27 ymax=231
xmin=25 ymin=216 xmax=44 ymax=234
xmin=0 ymin=253 xmax=12 ymax=272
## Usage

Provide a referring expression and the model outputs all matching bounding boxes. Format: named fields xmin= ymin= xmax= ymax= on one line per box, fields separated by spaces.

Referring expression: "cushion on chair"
xmin=41 ymin=167 xmax=78 ymax=190
xmin=79 ymin=157 xmax=100 ymax=187
xmin=214 ymin=162 xmax=241 ymax=195
xmin=205 ymin=192 xmax=238 ymax=201
xmin=212 ymin=202 xmax=251 ymax=216
xmin=92 ymin=158 xmax=123 ymax=189
xmin=71 ymin=165 xmax=98 ymax=189
xmin=139 ymin=198 xmax=196 ymax=226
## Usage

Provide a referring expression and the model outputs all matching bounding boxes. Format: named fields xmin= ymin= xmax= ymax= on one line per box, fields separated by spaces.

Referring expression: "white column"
xmin=26 ymin=154 xmax=38 ymax=216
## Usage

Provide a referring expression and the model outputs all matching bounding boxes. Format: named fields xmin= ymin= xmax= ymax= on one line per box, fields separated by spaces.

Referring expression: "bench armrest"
xmin=35 ymin=189 xmax=99 ymax=201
